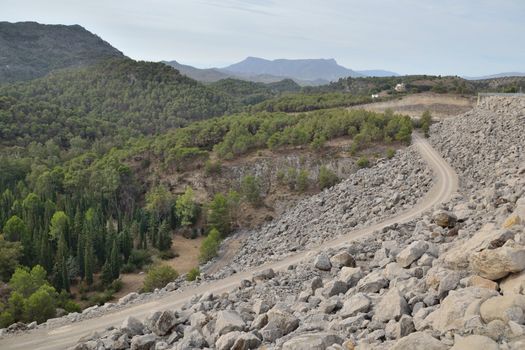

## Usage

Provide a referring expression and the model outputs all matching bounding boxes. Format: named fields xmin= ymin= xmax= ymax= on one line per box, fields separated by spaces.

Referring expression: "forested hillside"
xmin=0 ymin=58 xmax=237 ymax=150
xmin=0 ymin=22 xmax=124 ymax=83
xmin=209 ymin=78 xmax=300 ymax=105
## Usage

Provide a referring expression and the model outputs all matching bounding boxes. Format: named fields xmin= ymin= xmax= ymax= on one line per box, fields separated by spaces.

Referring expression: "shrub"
xmin=241 ymin=175 xmax=262 ymax=206
xmin=142 ymin=265 xmax=179 ymax=292
xmin=186 ymin=267 xmax=200 ymax=281
xmin=318 ymin=166 xmax=339 ymax=190
xmin=158 ymin=250 xmax=177 ymax=260
xmin=356 ymin=156 xmax=370 ymax=168
xmin=386 ymin=148 xmax=396 ymax=159
xmin=296 ymin=169 xmax=309 ymax=193
xmin=420 ymin=110 xmax=432 ymax=137
xmin=199 ymin=228 xmax=221 ymax=263
xmin=204 ymin=160 xmax=221 ymax=177
xmin=127 ymin=249 xmax=152 ymax=271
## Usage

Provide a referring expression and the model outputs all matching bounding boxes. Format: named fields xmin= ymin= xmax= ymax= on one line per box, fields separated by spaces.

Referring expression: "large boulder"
xmin=450 ymin=335 xmax=498 ymax=350
xmin=479 ymin=294 xmax=525 ymax=324
xmin=282 ymin=332 xmax=343 ymax=350
xmin=151 ymin=310 xmax=177 ymax=336
xmin=373 ymin=288 xmax=408 ymax=322
xmin=121 ymin=316 xmax=145 ymax=337
xmin=391 ymin=331 xmax=448 ymax=350
xmin=322 ymin=280 xmax=348 ymax=297
xmin=339 ymin=293 xmax=371 ymax=318
xmin=215 ymin=331 xmax=261 ymax=350
xmin=469 ymin=242 xmax=525 ymax=280
xmin=500 ymin=270 xmax=525 ymax=295
xmin=314 ymin=254 xmax=332 ymax=271
xmin=253 ymin=268 xmax=276 ymax=282
xmin=433 ymin=210 xmax=457 ymax=228
xmin=396 ymin=241 xmax=429 ymax=267
xmin=339 ymin=266 xmax=363 ymax=286
xmin=442 ymin=224 xmax=513 ymax=270
xmin=130 ymin=334 xmax=157 ymax=350
xmin=330 ymin=252 xmax=356 ymax=268
xmin=260 ymin=308 xmax=299 ymax=342
xmin=426 ymin=287 xmax=499 ymax=332
xmin=356 ymin=270 xmax=389 ymax=293
xmin=215 ymin=310 xmax=246 ymax=336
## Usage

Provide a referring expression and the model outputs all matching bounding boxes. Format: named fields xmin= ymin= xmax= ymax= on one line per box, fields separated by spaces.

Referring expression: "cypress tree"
xmin=84 ymin=237 xmax=94 ymax=285
xmin=157 ymin=220 xmax=172 ymax=251
xmin=109 ymin=239 xmax=120 ymax=279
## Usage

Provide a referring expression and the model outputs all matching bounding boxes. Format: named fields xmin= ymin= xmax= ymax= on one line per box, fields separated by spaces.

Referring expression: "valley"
xmin=0 ymin=18 xmax=524 ymax=350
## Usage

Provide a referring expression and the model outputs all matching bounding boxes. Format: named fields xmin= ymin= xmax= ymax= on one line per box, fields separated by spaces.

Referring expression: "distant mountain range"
xmin=0 ymin=21 xmax=124 ymax=83
xmin=164 ymin=57 xmax=400 ymax=86
xmin=464 ymin=72 xmax=525 ymax=80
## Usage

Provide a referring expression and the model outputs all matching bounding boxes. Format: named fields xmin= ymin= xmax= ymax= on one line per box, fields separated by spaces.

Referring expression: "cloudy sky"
xmin=3 ymin=0 xmax=524 ymax=76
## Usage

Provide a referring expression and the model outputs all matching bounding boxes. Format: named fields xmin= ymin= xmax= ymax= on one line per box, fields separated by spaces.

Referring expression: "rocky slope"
xmin=5 ymin=96 xmax=525 ymax=350
xmin=207 ymin=147 xmax=432 ymax=276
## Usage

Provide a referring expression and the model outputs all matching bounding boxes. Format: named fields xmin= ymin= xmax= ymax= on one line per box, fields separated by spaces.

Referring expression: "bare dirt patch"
xmin=112 ymin=235 xmax=203 ymax=300
xmin=350 ymin=92 xmax=475 ymax=119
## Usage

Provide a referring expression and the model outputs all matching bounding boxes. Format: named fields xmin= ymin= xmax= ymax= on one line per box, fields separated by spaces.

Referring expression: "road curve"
xmin=0 ymin=134 xmax=458 ymax=350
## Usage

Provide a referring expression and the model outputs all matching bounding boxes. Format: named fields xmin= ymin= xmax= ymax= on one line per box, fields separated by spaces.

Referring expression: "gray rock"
xmin=330 ymin=252 xmax=356 ymax=268
xmin=469 ymin=243 xmax=525 ymax=280
xmin=260 ymin=308 xmax=299 ymax=342
xmin=282 ymin=332 xmax=343 ymax=350
xmin=215 ymin=310 xmax=246 ymax=335
xmin=215 ymin=331 xmax=261 ymax=350
xmin=315 ymin=254 xmax=332 ymax=271
xmin=396 ymin=241 xmax=429 ymax=267
xmin=152 ymin=310 xmax=177 ymax=336
xmin=340 ymin=293 xmax=371 ymax=318
xmin=374 ymin=287 xmax=408 ymax=322
xmin=391 ymin=331 xmax=448 ymax=350
xmin=433 ymin=210 xmax=457 ymax=228
xmin=356 ymin=270 xmax=389 ymax=293
xmin=121 ymin=316 xmax=145 ymax=337
xmin=450 ymin=335 xmax=498 ymax=350
xmin=253 ymin=268 xmax=276 ymax=281
xmin=322 ymin=280 xmax=348 ymax=297
xmin=130 ymin=334 xmax=156 ymax=350
xmin=339 ymin=266 xmax=363 ymax=286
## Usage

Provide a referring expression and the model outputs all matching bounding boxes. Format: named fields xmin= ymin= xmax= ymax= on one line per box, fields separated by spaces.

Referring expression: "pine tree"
xmin=109 ymin=239 xmax=120 ymax=279
xmin=148 ymin=214 xmax=158 ymax=249
xmin=119 ymin=228 xmax=132 ymax=261
xmin=84 ymin=237 xmax=94 ymax=285
xmin=157 ymin=220 xmax=172 ymax=251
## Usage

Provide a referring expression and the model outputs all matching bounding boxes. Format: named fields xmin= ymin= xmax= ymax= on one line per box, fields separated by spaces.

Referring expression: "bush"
xmin=186 ymin=267 xmax=200 ymax=281
xmin=63 ymin=300 xmax=81 ymax=313
xmin=142 ymin=265 xmax=179 ymax=292
xmin=356 ymin=156 xmax=369 ymax=168
xmin=318 ymin=166 xmax=339 ymax=190
xmin=386 ymin=148 xmax=396 ymax=159
xmin=204 ymin=160 xmax=221 ymax=177
xmin=241 ymin=175 xmax=262 ymax=206
xmin=420 ymin=110 xmax=432 ymax=137
xmin=158 ymin=250 xmax=177 ymax=260
xmin=127 ymin=250 xmax=152 ymax=271
xmin=199 ymin=228 xmax=221 ymax=263
xmin=296 ymin=169 xmax=309 ymax=193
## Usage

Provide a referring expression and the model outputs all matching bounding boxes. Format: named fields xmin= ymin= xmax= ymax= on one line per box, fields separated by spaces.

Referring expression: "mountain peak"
xmin=222 ymin=56 xmax=361 ymax=82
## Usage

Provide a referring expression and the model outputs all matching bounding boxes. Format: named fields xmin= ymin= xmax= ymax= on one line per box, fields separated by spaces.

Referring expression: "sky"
xmin=3 ymin=0 xmax=525 ymax=76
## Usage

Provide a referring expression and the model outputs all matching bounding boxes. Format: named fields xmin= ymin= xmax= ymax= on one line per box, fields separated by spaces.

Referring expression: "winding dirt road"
xmin=0 ymin=134 xmax=458 ymax=350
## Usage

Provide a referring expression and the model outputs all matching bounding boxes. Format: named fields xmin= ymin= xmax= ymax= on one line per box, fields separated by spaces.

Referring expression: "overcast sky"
xmin=3 ymin=0 xmax=524 ymax=76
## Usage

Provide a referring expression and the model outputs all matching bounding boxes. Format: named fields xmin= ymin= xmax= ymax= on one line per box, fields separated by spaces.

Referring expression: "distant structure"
xmin=371 ymin=94 xmax=379 ymax=99
xmin=394 ymin=83 xmax=406 ymax=92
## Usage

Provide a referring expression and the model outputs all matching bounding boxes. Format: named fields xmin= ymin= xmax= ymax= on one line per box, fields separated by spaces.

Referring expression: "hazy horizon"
xmin=3 ymin=0 xmax=524 ymax=76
